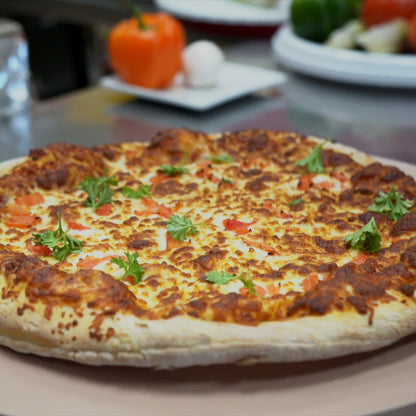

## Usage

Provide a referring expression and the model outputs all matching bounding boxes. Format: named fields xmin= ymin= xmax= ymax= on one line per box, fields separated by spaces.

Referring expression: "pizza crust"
xmin=0 ymin=297 xmax=414 ymax=369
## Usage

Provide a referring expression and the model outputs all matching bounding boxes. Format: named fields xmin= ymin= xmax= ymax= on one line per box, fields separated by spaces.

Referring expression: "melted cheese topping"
xmin=0 ymin=129 xmax=415 ymax=326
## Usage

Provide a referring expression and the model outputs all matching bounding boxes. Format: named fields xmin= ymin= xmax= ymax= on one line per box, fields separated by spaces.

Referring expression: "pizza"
xmin=0 ymin=128 xmax=415 ymax=369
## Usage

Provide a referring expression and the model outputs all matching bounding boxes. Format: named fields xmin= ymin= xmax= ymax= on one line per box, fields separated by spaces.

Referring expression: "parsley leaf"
xmin=205 ymin=270 xmax=262 ymax=298
xmin=209 ymin=154 xmax=234 ymax=164
xmin=167 ymin=215 xmax=200 ymax=241
xmin=219 ymin=177 xmax=235 ymax=186
xmin=122 ymin=185 xmax=152 ymax=199
xmin=295 ymin=139 xmax=330 ymax=174
xmin=159 ymin=165 xmax=190 ymax=176
xmin=33 ymin=213 xmax=83 ymax=261
xmin=239 ymin=272 xmax=261 ymax=297
xmin=205 ymin=270 xmax=237 ymax=285
xmin=79 ymin=174 xmax=118 ymax=211
xmin=343 ymin=217 xmax=382 ymax=253
xmin=288 ymin=198 xmax=305 ymax=206
xmin=369 ymin=186 xmax=413 ymax=220
xmin=111 ymin=252 xmax=145 ymax=284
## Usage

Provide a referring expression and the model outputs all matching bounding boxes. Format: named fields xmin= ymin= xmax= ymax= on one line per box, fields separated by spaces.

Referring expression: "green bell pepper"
xmin=291 ymin=0 xmax=364 ymax=43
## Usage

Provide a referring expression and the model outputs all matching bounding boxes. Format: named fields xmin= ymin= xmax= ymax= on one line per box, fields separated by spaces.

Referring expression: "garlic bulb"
xmin=182 ymin=40 xmax=225 ymax=88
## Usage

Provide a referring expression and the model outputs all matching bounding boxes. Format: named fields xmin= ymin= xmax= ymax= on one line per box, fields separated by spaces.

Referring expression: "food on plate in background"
xmin=325 ymin=19 xmax=365 ymax=48
xmin=108 ymin=6 xmax=185 ymax=89
xmin=182 ymin=40 xmax=225 ymax=88
xmin=290 ymin=0 xmax=416 ymax=53
xmin=291 ymin=0 xmax=362 ymax=42
xmin=410 ymin=14 xmax=416 ymax=51
xmin=355 ymin=19 xmax=409 ymax=53
xmin=361 ymin=0 xmax=416 ymax=27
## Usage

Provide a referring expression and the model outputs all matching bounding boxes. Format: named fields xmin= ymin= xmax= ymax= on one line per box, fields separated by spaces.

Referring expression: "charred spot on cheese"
xmin=322 ymin=149 xmax=356 ymax=167
xmin=401 ymin=244 xmax=416 ymax=269
xmin=392 ymin=213 xmax=416 ymax=237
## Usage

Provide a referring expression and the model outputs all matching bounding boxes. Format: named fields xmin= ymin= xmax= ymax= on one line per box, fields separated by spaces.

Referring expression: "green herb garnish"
xmin=33 ymin=213 xmax=83 ymax=261
xmin=111 ymin=252 xmax=145 ymax=284
xmin=369 ymin=186 xmax=413 ymax=220
xmin=205 ymin=270 xmax=237 ymax=285
xmin=122 ymin=185 xmax=152 ymax=199
xmin=205 ymin=270 xmax=262 ymax=297
xmin=209 ymin=154 xmax=234 ymax=164
xmin=239 ymin=272 xmax=260 ymax=297
xmin=167 ymin=215 xmax=200 ymax=241
xmin=343 ymin=217 xmax=382 ymax=253
xmin=159 ymin=165 xmax=190 ymax=176
xmin=79 ymin=174 xmax=118 ymax=211
xmin=288 ymin=198 xmax=305 ymax=206
xmin=295 ymin=139 xmax=330 ymax=174
xmin=219 ymin=177 xmax=235 ymax=186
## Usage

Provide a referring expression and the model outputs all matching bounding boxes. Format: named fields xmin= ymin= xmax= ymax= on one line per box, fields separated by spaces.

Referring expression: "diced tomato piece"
xmin=157 ymin=205 xmax=175 ymax=218
xmin=266 ymin=283 xmax=280 ymax=296
xmin=242 ymin=238 xmax=278 ymax=255
xmin=124 ymin=275 xmax=137 ymax=285
xmin=331 ymin=172 xmax=349 ymax=183
xmin=134 ymin=209 xmax=154 ymax=217
xmin=151 ymin=172 xmax=170 ymax=186
xmin=254 ymin=284 xmax=267 ymax=297
xmin=239 ymin=285 xmax=265 ymax=298
xmin=297 ymin=173 xmax=315 ymax=190
xmin=302 ymin=274 xmax=319 ymax=291
xmin=5 ymin=204 xmax=30 ymax=216
xmin=77 ymin=255 xmax=113 ymax=269
xmin=68 ymin=221 xmax=90 ymax=230
xmin=141 ymin=197 xmax=157 ymax=208
xmin=218 ymin=180 xmax=234 ymax=190
xmin=239 ymin=287 xmax=251 ymax=297
xmin=196 ymin=160 xmax=212 ymax=179
xmin=223 ymin=218 xmax=256 ymax=235
xmin=278 ymin=211 xmax=293 ymax=219
xmin=5 ymin=214 xmax=40 ymax=229
xmin=195 ymin=160 xmax=221 ymax=183
xmin=95 ymin=203 xmax=113 ymax=216
xmin=353 ymin=252 xmax=368 ymax=265
xmin=263 ymin=201 xmax=274 ymax=211
xmin=166 ymin=233 xmax=190 ymax=250
xmin=15 ymin=192 xmax=44 ymax=206
xmin=141 ymin=198 xmax=174 ymax=218
xmin=27 ymin=240 xmax=52 ymax=256
xmin=316 ymin=181 xmax=335 ymax=190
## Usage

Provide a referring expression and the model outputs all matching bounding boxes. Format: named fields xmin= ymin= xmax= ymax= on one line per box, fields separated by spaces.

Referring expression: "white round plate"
xmin=155 ymin=0 xmax=291 ymax=26
xmin=272 ymin=25 xmax=416 ymax=88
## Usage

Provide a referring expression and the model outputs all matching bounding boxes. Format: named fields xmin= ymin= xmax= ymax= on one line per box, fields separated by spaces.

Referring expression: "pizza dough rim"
xmin=0 ymin=301 xmax=415 ymax=369
xmin=0 ymin=135 xmax=414 ymax=369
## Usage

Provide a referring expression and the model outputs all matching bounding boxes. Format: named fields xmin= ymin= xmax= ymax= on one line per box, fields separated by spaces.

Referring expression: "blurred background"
xmin=0 ymin=0 xmax=158 ymax=100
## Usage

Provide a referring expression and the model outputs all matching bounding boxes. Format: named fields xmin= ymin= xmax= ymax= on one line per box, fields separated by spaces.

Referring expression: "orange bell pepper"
xmin=108 ymin=8 xmax=185 ymax=89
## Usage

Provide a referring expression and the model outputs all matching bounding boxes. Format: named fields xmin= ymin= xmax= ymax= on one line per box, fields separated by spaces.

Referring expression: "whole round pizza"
xmin=0 ymin=128 xmax=415 ymax=369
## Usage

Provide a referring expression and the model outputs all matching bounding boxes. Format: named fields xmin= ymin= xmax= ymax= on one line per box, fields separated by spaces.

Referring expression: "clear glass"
xmin=0 ymin=19 xmax=31 ymax=117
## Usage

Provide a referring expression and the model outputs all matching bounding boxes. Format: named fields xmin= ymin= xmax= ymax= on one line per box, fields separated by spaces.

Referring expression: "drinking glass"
xmin=0 ymin=18 xmax=31 ymax=116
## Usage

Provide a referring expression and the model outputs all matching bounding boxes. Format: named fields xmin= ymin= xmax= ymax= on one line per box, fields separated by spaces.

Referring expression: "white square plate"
xmin=100 ymin=62 xmax=286 ymax=111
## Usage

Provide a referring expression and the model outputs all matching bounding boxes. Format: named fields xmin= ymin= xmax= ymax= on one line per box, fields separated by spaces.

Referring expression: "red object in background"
xmin=362 ymin=0 xmax=416 ymax=27
xmin=410 ymin=14 xmax=416 ymax=51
